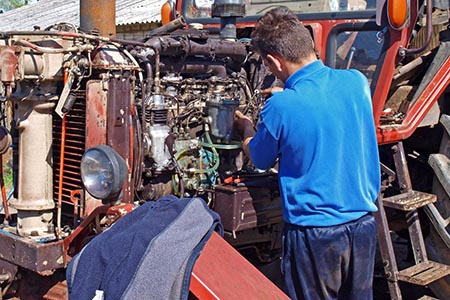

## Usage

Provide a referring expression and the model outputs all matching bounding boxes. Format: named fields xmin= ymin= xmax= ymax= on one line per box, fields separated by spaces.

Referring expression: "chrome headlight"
xmin=80 ymin=145 xmax=127 ymax=200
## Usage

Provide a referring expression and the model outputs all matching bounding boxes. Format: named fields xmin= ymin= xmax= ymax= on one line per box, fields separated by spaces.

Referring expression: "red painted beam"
xmin=377 ymin=54 xmax=450 ymax=144
xmin=190 ymin=232 xmax=290 ymax=300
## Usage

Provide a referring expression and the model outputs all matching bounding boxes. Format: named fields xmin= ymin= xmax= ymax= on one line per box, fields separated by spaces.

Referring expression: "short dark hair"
xmin=251 ymin=8 xmax=315 ymax=63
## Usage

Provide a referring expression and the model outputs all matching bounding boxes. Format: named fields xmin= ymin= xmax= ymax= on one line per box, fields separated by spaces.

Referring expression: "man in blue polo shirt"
xmin=235 ymin=7 xmax=380 ymax=300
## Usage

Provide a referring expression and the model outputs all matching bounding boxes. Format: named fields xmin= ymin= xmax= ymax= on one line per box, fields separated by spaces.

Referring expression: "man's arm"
xmin=234 ymin=111 xmax=256 ymax=160
xmin=242 ymin=136 xmax=253 ymax=158
xmin=234 ymin=110 xmax=278 ymax=169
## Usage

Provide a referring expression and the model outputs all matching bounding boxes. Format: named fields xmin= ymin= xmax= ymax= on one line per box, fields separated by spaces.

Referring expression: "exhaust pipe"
xmin=80 ymin=0 xmax=116 ymax=37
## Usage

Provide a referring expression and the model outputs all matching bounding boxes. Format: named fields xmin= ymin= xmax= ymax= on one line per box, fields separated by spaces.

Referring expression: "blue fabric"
xmin=282 ymin=213 xmax=377 ymax=300
xmin=66 ymin=195 xmax=222 ymax=300
xmin=249 ymin=60 xmax=380 ymax=227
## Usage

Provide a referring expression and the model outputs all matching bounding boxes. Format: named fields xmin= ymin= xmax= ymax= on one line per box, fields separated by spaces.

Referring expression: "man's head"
xmin=251 ymin=8 xmax=316 ymax=81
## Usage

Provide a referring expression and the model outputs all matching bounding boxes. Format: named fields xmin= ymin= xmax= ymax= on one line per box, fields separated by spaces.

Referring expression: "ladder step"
xmin=418 ymin=296 xmax=439 ymax=300
xmin=398 ymin=261 xmax=450 ymax=285
xmin=382 ymin=190 xmax=436 ymax=211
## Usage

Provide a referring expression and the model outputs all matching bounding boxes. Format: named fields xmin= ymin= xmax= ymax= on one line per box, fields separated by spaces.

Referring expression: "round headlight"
xmin=80 ymin=145 xmax=127 ymax=200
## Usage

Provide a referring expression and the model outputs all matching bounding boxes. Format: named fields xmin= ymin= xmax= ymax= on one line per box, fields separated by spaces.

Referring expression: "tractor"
xmin=0 ymin=0 xmax=449 ymax=299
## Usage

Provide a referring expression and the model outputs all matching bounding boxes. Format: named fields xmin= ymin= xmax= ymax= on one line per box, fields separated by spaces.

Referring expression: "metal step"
xmin=397 ymin=260 xmax=450 ymax=286
xmin=383 ymin=190 xmax=437 ymax=211
xmin=417 ymin=296 xmax=439 ymax=300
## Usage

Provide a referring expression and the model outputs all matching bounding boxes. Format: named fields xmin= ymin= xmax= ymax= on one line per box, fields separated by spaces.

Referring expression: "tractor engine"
xmin=136 ymin=25 xmax=251 ymax=199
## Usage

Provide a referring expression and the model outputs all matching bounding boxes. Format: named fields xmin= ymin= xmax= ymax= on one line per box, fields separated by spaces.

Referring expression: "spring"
xmin=145 ymin=107 xmax=152 ymax=123
xmin=151 ymin=109 xmax=168 ymax=124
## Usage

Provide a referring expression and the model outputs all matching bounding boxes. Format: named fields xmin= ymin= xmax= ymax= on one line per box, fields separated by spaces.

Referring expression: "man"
xmin=235 ymin=8 xmax=381 ymax=300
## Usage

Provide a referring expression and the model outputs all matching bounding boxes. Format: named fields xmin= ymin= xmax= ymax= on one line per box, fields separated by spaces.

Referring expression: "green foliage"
xmin=0 ymin=0 xmax=29 ymax=11
xmin=3 ymin=163 xmax=13 ymax=192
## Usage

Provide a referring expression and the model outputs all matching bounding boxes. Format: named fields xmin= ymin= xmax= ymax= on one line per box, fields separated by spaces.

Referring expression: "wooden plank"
xmin=398 ymin=261 xmax=450 ymax=286
xmin=382 ymin=190 xmax=436 ymax=211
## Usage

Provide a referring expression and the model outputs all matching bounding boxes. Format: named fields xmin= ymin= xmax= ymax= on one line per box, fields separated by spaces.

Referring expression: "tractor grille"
xmin=52 ymin=90 xmax=86 ymax=221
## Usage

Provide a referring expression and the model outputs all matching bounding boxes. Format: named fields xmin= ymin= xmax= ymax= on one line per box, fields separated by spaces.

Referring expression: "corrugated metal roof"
xmin=116 ymin=0 xmax=165 ymax=25
xmin=0 ymin=0 xmax=165 ymax=31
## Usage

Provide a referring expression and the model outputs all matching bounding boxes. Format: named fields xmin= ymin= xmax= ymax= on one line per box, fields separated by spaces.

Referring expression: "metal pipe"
xmin=144 ymin=17 xmax=187 ymax=40
xmin=154 ymin=50 xmax=161 ymax=94
xmin=393 ymin=54 xmax=426 ymax=80
xmin=80 ymin=0 xmax=116 ymax=37
xmin=128 ymin=115 xmax=135 ymax=198
xmin=0 ymin=156 xmax=9 ymax=222
xmin=143 ymin=61 xmax=153 ymax=133
xmin=13 ymin=39 xmax=83 ymax=53
xmin=56 ymin=70 xmax=69 ymax=240
xmin=145 ymin=36 xmax=247 ymax=65
xmin=211 ymin=0 xmax=246 ymax=40
xmin=159 ymin=60 xmax=227 ymax=78
xmin=2 ymin=31 xmax=149 ymax=48
xmin=402 ymin=0 xmax=433 ymax=56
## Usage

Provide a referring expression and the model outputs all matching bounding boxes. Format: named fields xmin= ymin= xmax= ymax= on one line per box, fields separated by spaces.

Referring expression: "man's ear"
xmin=266 ymin=54 xmax=283 ymax=72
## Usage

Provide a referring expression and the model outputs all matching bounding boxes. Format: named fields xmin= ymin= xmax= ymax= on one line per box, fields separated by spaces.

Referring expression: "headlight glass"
xmin=80 ymin=145 xmax=127 ymax=200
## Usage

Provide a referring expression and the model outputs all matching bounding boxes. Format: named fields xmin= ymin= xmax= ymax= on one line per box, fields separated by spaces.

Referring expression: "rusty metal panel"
xmin=0 ymin=46 xmax=19 ymax=83
xmin=86 ymin=80 xmax=107 ymax=148
xmin=107 ymin=77 xmax=131 ymax=161
xmin=0 ymin=258 xmax=18 ymax=280
xmin=84 ymin=80 xmax=108 ymax=215
xmin=0 ymin=231 xmax=65 ymax=273
xmin=107 ymin=77 xmax=133 ymax=203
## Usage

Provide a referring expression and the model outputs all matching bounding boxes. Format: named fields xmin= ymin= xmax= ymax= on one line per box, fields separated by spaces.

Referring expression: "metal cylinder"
xmin=206 ymin=99 xmax=239 ymax=139
xmin=211 ymin=0 xmax=245 ymax=40
xmin=80 ymin=0 xmax=116 ymax=37
xmin=9 ymin=82 xmax=56 ymax=238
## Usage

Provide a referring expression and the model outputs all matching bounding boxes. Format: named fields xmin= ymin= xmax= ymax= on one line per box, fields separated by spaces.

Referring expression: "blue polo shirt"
xmin=248 ymin=60 xmax=380 ymax=227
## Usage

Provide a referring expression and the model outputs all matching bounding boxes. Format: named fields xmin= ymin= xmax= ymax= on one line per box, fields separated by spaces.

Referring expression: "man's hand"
xmin=233 ymin=111 xmax=256 ymax=141
xmin=259 ymin=86 xmax=284 ymax=96
xmin=233 ymin=111 xmax=255 ymax=158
